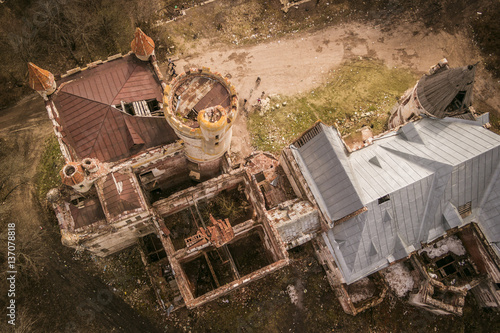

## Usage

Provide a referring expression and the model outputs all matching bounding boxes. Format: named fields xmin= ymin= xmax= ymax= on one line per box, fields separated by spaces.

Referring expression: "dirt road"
xmin=175 ymin=22 xmax=498 ymax=105
xmin=167 ymin=21 xmax=500 ymax=157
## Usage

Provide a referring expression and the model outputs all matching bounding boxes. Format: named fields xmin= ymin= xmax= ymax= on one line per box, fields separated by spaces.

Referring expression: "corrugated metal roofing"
xmin=416 ymin=65 xmax=476 ymax=118
xmin=53 ymin=55 xmax=177 ymax=162
xmin=292 ymin=124 xmax=364 ymax=221
xmin=293 ymin=118 xmax=500 ymax=284
xmin=478 ymin=161 xmax=500 ymax=245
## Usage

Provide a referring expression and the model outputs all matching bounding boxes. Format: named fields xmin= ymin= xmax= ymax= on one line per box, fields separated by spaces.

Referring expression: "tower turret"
xmin=389 ymin=60 xmax=478 ymax=129
xmin=197 ymin=105 xmax=231 ymax=159
xmin=163 ymin=67 xmax=238 ymax=179
xmin=28 ymin=62 xmax=56 ymax=97
xmin=131 ymin=28 xmax=155 ymax=61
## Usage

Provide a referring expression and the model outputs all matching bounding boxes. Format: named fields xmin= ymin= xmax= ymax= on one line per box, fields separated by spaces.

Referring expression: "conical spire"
xmin=28 ymin=62 xmax=56 ymax=95
xmin=131 ymin=28 xmax=155 ymax=61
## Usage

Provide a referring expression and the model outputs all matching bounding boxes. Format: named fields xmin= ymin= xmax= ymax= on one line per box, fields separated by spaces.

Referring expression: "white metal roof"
xmin=292 ymin=117 xmax=500 ymax=284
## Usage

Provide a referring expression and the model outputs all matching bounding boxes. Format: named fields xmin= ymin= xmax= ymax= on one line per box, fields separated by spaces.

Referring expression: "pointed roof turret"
xmin=131 ymin=28 xmax=155 ymax=61
xmin=28 ymin=62 xmax=56 ymax=95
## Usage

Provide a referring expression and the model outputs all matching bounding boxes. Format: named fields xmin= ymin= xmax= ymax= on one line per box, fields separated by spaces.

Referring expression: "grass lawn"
xmin=35 ymin=136 xmax=65 ymax=201
xmin=248 ymin=59 xmax=417 ymax=152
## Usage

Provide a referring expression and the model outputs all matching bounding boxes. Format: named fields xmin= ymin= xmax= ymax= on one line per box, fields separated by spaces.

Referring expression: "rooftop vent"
xmin=398 ymin=123 xmax=424 ymax=144
xmin=369 ymin=156 xmax=382 ymax=168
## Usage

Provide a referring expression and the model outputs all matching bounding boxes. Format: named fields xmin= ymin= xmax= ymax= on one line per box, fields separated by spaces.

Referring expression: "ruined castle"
xmin=30 ymin=29 xmax=500 ymax=315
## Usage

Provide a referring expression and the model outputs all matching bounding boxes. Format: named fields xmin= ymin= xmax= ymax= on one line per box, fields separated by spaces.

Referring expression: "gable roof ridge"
xmin=124 ymin=116 xmax=145 ymax=146
xmin=85 ymin=106 xmax=113 ymax=159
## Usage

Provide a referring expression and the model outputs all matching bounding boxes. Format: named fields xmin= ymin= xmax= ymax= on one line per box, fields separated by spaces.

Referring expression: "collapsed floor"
xmin=138 ymin=153 xmax=304 ymax=309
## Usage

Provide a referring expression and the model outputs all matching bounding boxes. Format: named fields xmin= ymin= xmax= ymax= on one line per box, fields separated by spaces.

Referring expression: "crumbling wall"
xmin=150 ymin=157 xmax=291 ymax=309
xmin=459 ymin=224 xmax=500 ymax=280
xmin=268 ymin=199 xmax=320 ymax=249
xmin=243 ymin=169 xmax=288 ymax=262
xmin=458 ymin=224 xmax=500 ymax=307
xmin=153 ymin=170 xmax=245 ymax=216
xmin=135 ymin=151 xmax=191 ymax=202
xmin=191 ymin=158 xmax=222 ymax=181
xmin=158 ymin=217 xmax=288 ymax=309
xmin=312 ymin=236 xmax=387 ymax=315
xmin=408 ymin=255 xmax=468 ymax=315
xmin=81 ymin=216 xmax=155 ymax=256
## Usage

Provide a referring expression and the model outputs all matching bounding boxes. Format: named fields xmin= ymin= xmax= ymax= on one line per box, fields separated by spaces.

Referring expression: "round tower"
xmin=60 ymin=161 xmax=93 ymax=193
xmin=131 ymin=27 xmax=155 ymax=61
xmin=163 ymin=67 xmax=238 ymax=168
xmin=28 ymin=62 xmax=56 ymax=97
xmin=46 ymin=188 xmax=61 ymax=203
xmin=389 ymin=61 xmax=477 ymax=129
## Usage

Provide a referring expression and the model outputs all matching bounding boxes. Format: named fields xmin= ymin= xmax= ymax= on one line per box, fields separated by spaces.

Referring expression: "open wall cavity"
xmin=153 ymin=169 xmax=289 ymax=308
xmin=162 ymin=184 xmax=253 ymax=251
xmin=136 ymin=153 xmax=224 ymax=204
xmin=180 ymin=227 xmax=273 ymax=298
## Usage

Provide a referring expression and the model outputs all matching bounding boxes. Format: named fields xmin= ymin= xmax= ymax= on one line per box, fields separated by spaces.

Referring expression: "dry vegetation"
xmin=248 ymin=59 xmax=416 ymax=152
xmin=1 ymin=0 xmax=500 ymax=332
xmin=1 ymin=0 xmax=499 ymax=109
xmin=0 ymin=0 xmax=175 ymax=107
xmin=35 ymin=136 xmax=65 ymax=201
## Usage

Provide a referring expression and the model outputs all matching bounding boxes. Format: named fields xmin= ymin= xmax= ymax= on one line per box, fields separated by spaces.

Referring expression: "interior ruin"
xmin=137 ymin=153 xmax=295 ymax=309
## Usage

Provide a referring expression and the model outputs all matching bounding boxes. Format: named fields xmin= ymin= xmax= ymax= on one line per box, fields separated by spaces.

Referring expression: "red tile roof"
xmin=58 ymin=55 xmax=161 ymax=105
xmin=53 ymin=55 xmax=178 ymax=162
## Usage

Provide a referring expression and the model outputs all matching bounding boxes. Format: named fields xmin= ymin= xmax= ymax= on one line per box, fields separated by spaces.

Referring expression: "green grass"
xmin=248 ymin=59 xmax=417 ymax=152
xmin=35 ymin=136 xmax=65 ymax=201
